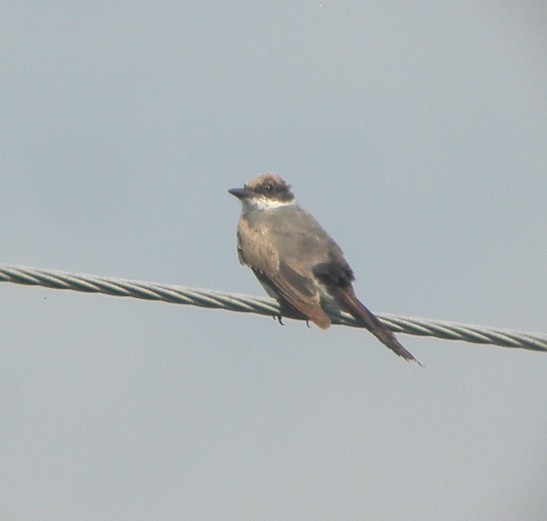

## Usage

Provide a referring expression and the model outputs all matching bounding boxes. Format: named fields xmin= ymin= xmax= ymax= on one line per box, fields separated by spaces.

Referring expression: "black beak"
xmin=228 ymin=187 xmax=251 ymax=199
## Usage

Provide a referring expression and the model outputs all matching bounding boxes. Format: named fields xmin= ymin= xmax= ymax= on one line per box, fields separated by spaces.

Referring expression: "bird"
xmin=228 ymin=173 xmax=420 ymax=364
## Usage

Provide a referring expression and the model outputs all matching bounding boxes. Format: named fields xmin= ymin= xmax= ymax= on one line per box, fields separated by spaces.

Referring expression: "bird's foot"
xmin=274 ymin=314 xmax=285 ymax=326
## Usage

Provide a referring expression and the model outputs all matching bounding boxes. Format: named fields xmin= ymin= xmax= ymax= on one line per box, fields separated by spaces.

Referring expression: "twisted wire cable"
xmin=1 ymin=263 xmax=545 ymax=353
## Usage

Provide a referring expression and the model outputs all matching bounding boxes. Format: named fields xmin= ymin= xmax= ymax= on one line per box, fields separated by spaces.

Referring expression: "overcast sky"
xmin=1 ymin=3 xmax=546 ymax=520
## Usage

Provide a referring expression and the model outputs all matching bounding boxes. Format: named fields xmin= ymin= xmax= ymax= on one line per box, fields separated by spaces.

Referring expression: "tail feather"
xmin=336 ymin=286 xmax=421 ymax=364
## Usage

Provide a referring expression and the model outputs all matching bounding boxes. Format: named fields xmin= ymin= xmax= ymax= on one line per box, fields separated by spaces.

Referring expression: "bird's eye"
xmin=264 ymin=183 xmax=273 ymax=193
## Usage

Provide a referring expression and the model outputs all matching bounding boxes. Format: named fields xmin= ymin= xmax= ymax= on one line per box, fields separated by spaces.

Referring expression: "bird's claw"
xmin=274 ymin=314 xmax=285 ymax=326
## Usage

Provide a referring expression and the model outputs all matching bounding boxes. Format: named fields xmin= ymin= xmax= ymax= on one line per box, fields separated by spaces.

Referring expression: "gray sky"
xmin=1 ymin=3 xmax=546 ymax=520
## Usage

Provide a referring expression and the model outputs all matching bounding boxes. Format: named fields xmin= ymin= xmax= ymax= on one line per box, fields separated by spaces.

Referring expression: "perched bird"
xmin=228 ymin=173 xmax=420 ymax=364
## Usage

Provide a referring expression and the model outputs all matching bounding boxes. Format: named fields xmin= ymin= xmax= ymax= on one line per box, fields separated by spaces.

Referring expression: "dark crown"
xmin=245 ymin=173 xmax=294 ymax=201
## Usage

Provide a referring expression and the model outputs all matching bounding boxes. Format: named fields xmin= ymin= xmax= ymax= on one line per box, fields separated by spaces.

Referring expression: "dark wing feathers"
xmin=236 ymin=216 xmax=331 ymax=328
xmin=237 ymin=206 xmax=420 ymax=362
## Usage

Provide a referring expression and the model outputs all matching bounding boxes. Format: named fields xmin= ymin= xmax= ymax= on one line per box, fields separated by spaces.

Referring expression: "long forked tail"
xmin=336 ymin=286 xmax=422 ymax=364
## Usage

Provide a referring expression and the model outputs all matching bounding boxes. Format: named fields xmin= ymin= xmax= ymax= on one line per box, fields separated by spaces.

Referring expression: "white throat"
xmin=241 ymin=196 xmax=297 ymax=213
